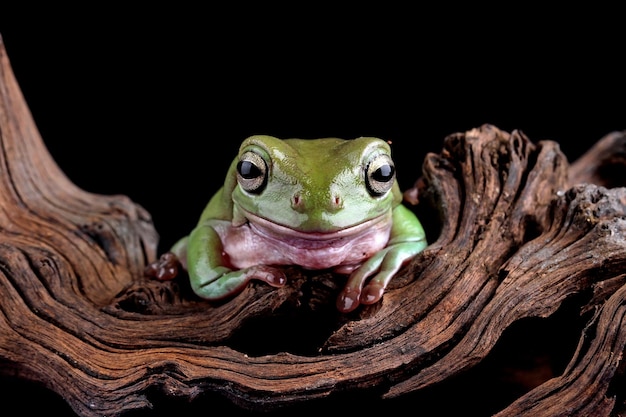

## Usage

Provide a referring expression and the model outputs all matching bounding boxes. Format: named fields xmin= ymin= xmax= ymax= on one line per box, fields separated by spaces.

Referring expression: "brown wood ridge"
xmin=0 ymin=35 xmax=625 ymax=416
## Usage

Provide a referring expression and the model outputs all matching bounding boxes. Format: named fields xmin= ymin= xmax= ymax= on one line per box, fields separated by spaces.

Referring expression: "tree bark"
xmin=0 ymin=35 xmax=625 ymax=416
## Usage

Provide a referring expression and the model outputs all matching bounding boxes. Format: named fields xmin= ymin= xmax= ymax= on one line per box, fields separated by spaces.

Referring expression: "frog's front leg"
xmin=337 ymin=204 xmax=427 ymax=313
xmin=184 ymin=223 xmax=286 ymax=300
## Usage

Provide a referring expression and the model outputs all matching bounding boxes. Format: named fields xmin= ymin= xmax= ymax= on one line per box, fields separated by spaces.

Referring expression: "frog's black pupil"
xmin=238 ymin=160 xmax=261 ymax=179
xmin=373 ymin=164 xmax=394 ymax=182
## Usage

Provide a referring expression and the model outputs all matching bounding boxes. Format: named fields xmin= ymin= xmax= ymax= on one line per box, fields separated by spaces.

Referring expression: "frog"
xmin=147 ymin=135 xmax=427 ymax=313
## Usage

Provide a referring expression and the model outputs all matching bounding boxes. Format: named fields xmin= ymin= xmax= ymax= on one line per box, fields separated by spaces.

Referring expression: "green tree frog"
xmin=150 ymin=135 xmax=427 ymax=313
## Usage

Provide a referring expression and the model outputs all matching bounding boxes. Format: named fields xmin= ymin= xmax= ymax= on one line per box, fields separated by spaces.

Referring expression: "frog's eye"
xmin=366 ymin=153 xmax=395 ymax=196
xmin=237 ymin=151 xmax=268 ymax=193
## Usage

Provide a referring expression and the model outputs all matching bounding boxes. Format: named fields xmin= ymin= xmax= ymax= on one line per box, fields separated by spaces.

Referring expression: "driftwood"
xmin=1 ymin=35 xmax=626 ymax=417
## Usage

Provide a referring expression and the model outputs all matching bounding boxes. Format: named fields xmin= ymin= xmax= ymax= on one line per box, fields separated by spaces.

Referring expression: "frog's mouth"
xmin=241 ymin=209 xmax=392 ymax=242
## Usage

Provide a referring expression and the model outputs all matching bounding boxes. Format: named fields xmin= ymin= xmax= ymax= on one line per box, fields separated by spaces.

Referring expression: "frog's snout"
xmin=291 ymin=192 xmax=343 ymax=213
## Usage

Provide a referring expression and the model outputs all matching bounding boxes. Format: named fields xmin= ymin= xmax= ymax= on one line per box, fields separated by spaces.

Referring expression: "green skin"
xmin=171 ymin=135 xmax=427 ymax=313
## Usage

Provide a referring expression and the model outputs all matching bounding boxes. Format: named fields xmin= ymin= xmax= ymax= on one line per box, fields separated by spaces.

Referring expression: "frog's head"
xmin=230 ymin=135 xmax=402 ymax=236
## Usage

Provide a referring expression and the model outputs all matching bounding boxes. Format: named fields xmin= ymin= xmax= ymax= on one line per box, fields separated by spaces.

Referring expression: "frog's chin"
xmin=241 ymin=209 xmax=390 ymax=241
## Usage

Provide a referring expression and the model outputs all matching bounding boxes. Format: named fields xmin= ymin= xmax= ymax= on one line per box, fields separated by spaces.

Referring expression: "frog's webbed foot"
xmin=191 ymin=265 xmax=286 ymax=301
xmin=143 ymin=252 xmax=182 ymax=281
xmin=336 ymin=253 xmax=389 ymax=313
xmin=336 ymin=242 xmax=425 ymax=313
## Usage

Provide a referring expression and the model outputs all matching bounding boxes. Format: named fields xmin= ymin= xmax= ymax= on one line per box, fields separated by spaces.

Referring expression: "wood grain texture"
xmin=0 ymin=34 xmax=625 ymax=416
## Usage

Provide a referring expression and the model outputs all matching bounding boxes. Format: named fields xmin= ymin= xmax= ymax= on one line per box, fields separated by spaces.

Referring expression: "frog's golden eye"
xmin=366 ymin=153 xmax=395 ymax=196
xmin=237 ymin=151 xmax=268 ymax=193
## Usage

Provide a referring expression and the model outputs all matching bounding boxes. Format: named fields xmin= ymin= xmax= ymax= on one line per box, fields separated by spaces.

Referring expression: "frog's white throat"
xmin=220 ymin=206 xmax=393 ymax=270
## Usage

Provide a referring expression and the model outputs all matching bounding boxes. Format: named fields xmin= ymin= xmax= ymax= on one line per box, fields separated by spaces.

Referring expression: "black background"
xmin=0 ymin=9 xmax=624 ymax=416
xmin=1 ymin=16 xmax=623 ymax=253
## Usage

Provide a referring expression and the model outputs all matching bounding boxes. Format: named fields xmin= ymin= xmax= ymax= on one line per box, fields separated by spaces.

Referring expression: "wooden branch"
xmin=1 ymin=34 xmax=625 ymax=417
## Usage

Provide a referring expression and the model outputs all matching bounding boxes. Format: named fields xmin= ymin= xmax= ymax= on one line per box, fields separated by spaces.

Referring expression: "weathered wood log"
xmin=0 ymin=33 xmax=625 ymax=416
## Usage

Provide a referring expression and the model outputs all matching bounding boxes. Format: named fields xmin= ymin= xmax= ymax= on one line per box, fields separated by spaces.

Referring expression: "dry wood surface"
xmin=0 ymin=35 xmax=625 ymax=416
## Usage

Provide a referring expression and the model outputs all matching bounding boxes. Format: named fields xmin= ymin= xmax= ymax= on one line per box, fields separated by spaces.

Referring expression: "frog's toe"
xmin=143 ymin=252 xmax=181 ymax=281
xmin=337 ymin=287 xmax=362 ymax=313
xmin=336 ymin=276 xmax=387 ymax=312
xmin=360 ymin=281 xmax=385 ymax=305
xmin=249 ymin=265 xmax=287 ymax=288
xmin=333 ymin=264 xmax=360 ymax=275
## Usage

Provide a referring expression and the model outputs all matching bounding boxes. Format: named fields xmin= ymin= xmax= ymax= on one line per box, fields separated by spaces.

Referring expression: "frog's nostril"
xmin=331 ymin=195 xmax=343 ymax=210
xmin=292 ymin=194 xmax=304 ymax=210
